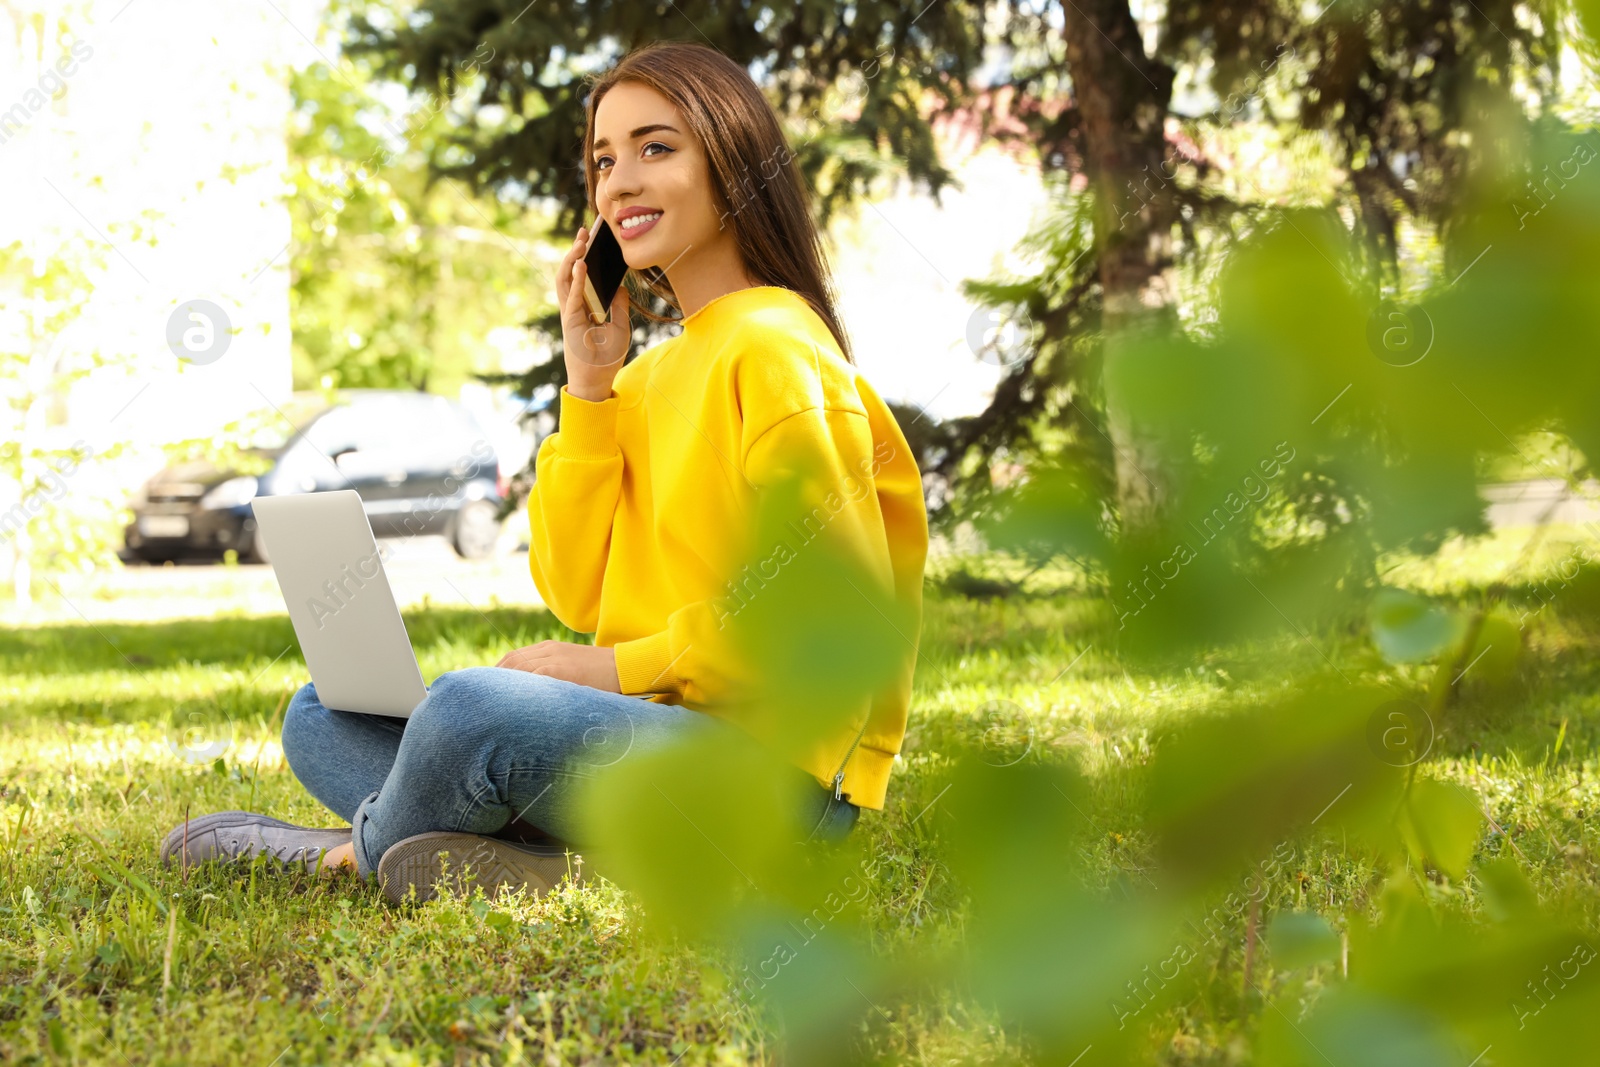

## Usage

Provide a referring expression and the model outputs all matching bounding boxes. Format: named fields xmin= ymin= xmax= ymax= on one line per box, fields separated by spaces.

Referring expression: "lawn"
xmin=3 ymin=527 xmax=1600 ymax=1065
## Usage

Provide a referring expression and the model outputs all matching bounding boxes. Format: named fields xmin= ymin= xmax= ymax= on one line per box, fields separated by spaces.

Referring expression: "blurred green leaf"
xmin=1147 ymin=687 xmax=1405 ymax=888
xmin=728 ymin=907 xmax=884 ymax=1066
xmin=1580 ymin=0 xmax=1600 ymax=42
xmin=1334 ymin=887 xmax=1600 ymax=1063
xmin=1371 ymin=589 xmax=1465 ymax=665
xmin=46 ymin=1017 xmax=67 ymax=1057
xmin=576 ymin=726 xmax=862 ymax=944
xmin=722 ymin=457 xmax=916 ymax=762
xmin=1397 ymin=778 xmax=1484 ymax=880
xmin=1258 ymin=989 xmax=1460 ymax=1067
xmin=939 ymin=758 xmax=1174 ymax=1061
xmin=1267 ymin=912 xmax=1340 ymax=971
xmin=1459 ymin=611 xmax=1522 ymax=686
xmin=1477 ymin=856 xmax=1541 ymax=924
xmin=977 ymin=459 xmax=1109 ymax=564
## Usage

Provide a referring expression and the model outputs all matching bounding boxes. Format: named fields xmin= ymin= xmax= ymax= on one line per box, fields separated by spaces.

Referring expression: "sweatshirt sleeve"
xmin=612 ymin=401 xmax=913 ymax=715
xmin=525 ymin=385 xmax=625 ymax=634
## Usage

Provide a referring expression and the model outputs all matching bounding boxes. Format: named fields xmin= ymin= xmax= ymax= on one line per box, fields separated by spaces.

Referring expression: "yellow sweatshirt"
xmin=525 ymin=285 xmax=928 ymax=810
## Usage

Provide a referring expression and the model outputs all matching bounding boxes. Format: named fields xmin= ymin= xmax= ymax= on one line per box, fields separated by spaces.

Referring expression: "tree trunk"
xmin=1058 ymin=0 xmax=1177 ymax=535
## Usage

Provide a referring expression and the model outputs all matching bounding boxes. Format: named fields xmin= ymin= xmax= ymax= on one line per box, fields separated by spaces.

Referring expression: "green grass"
xmin=5 ymin=530 xmax=1600 ymax=1064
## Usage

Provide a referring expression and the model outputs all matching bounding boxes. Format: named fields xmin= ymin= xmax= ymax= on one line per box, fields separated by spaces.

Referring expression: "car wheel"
xmin=451 ymin=500 xmax=501 ymax=560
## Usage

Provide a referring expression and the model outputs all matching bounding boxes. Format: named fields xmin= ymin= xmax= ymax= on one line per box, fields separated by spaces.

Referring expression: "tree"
xmin=959 ymin=0 xmax=1565 ymax=540
xmin=336 ymin=0 xmax=994 ymax=408
xmin=0 ymin=238 xmax=129 ymax=608
xmin=340 ymin=0 xmax=1581 ymax=553
xmin=287 ymin=19 xmax=550 ymax=396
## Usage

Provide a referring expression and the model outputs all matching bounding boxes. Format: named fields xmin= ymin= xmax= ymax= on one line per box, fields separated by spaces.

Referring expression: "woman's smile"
xmin=615 ymin=207 xmax=664 ymax=240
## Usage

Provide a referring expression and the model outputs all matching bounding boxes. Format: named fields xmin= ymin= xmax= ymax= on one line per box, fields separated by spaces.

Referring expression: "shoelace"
xmin=224 ymin=835 xmax=324 ymax=868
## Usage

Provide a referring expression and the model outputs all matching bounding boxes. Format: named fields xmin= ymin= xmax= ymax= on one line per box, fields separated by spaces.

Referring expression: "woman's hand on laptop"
xmin=495 ymin=640 xmax=622 ymax=694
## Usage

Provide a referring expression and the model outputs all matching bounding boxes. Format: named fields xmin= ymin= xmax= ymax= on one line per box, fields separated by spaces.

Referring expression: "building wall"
xmin=1 ymin=0 xmax=324 ymax=463
xmin=0 ymin=0 xmax=324 ymax=597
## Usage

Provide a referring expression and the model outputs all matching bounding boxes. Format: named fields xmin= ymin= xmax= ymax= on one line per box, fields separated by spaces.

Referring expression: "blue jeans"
xmin=281 ymin=666 xmax=861 ymax=879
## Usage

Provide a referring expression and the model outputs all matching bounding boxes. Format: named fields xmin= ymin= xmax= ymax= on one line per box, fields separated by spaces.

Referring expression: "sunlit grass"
xmin=3 ymin=538 xmax=1600 ymax=1063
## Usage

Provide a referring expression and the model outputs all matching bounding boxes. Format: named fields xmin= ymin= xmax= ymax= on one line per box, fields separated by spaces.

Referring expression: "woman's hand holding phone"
xmin=558 ymin=223 xmax=631 ymax=402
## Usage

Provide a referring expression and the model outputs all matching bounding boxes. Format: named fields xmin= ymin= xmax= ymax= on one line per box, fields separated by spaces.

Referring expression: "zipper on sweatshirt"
xmin=830 ymin=713 xmax=870 ymax=801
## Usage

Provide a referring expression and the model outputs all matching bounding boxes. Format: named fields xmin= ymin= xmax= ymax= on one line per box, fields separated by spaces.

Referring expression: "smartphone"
xmin=581 ymin=218 xmax=629 ymax=324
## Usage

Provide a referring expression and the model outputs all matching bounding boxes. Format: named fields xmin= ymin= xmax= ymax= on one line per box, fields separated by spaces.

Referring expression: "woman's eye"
xmin=594 ymin=143 xmax=673 ymax=171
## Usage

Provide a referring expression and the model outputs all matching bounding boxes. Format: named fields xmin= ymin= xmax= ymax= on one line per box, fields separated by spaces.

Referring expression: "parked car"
xmin=122 ymin=390 xmax=512 ymax=564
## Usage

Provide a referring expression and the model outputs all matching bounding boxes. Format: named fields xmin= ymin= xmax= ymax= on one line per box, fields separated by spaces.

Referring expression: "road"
xmin=4 ymin=481 xmax=1594 ymax=628
xmin=8 ymin=534 xmax=546 ymax=627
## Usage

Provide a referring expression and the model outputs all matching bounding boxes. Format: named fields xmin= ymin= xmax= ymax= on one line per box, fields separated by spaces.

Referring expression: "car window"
xmin=425 ymin=396 xmax=477 ymax=442
xmin=301 ymin=405 xmax=361 ymax=456
xmin=345 ymin=397 xmax=417 ymax=453
xmin=443 ymin=406 xmax=492 ymax=457
xmin=398 ymin=395 xmax=493 ymax=461
xmin=299 ymin=397 xmax=414 ymax=459
xmin=297 ymin=394 xmax=496 ymax=468
xmin=241 ymin=396 xmax=329 ymax=451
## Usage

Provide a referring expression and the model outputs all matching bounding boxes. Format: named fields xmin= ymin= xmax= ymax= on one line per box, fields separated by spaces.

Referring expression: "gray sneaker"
xmin=376 ymin=831 xmax=594 ymax=907
xmin=159 ymin=811 xmax=352 ymax=872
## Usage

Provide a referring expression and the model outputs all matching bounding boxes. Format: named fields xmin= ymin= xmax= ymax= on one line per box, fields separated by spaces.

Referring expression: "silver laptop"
xmin=251 ymin=490 xmax=429 ymax=718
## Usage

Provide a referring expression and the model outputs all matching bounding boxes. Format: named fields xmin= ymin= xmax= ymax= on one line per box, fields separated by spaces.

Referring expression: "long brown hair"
xmin=582 ymin=41 xmax=855 ymax=365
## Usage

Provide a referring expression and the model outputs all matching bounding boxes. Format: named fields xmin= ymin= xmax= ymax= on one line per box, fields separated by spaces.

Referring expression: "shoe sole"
xmin=159 ymin=810 xmax=351 ymax=870
xmin=376 ymin=832 xmax=592 ymax=907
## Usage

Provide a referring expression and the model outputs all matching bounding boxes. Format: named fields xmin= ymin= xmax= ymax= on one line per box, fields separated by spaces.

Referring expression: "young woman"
xmin=160 ymin=41 xmax=929 ymax=906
